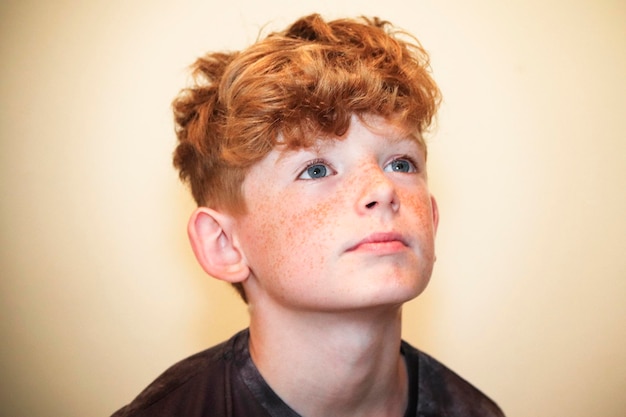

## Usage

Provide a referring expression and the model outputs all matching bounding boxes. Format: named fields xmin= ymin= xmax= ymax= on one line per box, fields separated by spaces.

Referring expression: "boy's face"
xmin=233 ymin=115 xmax=438 ymax=312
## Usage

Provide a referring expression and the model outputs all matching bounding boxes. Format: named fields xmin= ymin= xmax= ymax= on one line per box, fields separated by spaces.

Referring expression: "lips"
xmin=346 ymin=232 xmax=408 ymax=253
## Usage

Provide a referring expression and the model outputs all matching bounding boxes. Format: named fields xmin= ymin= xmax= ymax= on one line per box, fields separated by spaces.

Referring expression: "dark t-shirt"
xmin=112 ymin=329 xmax=504 ymax=417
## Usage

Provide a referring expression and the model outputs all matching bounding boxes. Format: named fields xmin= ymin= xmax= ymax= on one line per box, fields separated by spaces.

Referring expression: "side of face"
xmin=204 ymin=115 xmax=439 ymax=312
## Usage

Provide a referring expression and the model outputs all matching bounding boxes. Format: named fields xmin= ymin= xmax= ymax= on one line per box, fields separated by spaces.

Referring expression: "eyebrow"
xmin=273 ymin=132 xmax=425 ymax=166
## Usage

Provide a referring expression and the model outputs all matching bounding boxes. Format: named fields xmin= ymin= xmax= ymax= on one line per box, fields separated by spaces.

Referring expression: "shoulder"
xmin=402 ymin=341 xmax=505 ymax=417
xmin=111 ymin=330 xmax=247 ymax=417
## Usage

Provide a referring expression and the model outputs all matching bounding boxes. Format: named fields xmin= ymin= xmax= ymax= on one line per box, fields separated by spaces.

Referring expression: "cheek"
xmin=242 ymin=188 xmax=342 ymax=281
xmin=401 ymin=187 xmax=431 ymax=215
xmin=399 ymin=188 xmax=437 ymax=247
xmin=404 ymin=194 xmax=432 ymax=224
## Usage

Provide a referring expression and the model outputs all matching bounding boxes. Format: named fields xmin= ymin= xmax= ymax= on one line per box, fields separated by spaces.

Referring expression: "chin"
xmin=355 ymin=276 xmax=430 ymax=310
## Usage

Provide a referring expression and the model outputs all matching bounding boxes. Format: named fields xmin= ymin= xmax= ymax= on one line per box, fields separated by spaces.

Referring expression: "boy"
xmin=113 ymin=13 xmax=504 ymax=417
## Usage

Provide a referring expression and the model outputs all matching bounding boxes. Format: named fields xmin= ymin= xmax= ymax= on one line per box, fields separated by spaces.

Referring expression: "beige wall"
xmin=1 ymin=1 xmax=624 ymax=416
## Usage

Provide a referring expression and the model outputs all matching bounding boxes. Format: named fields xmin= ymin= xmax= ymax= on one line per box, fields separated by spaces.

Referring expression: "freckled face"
xmin=234 ymin=116 xmax=438 ymax=312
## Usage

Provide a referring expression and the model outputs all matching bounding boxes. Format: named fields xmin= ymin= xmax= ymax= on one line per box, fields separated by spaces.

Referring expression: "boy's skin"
xmin=111 ymin=14 xmax=505 ymax=417
xmin=187 ymin=114 xmax=438 ymax=416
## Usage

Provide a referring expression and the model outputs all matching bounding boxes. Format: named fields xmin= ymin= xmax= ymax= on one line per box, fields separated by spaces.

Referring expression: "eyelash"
xmin=298 ymin=159 xmax=333 ymax=180
xmin=297 ymin=155 xmax=420 ymax=180
xmin=388 ymin=155 xmax=420 ymax=173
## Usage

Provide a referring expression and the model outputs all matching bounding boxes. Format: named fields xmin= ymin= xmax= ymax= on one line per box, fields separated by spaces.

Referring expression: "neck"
xmin=248 ymin=303 xmax=408 ymax=417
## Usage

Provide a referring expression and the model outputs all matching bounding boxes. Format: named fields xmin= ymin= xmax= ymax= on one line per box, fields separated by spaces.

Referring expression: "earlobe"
xmin=187 ymin=207 xmax=249 ymax=283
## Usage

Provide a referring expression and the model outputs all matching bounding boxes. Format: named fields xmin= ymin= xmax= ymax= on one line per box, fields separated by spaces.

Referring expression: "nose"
xmin=355 ymin=167 xmax=400 ymax=215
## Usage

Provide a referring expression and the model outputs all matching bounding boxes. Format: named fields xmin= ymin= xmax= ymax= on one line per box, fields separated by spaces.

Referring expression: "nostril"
xmin=365 ymin=201 xmax=377 ymax=209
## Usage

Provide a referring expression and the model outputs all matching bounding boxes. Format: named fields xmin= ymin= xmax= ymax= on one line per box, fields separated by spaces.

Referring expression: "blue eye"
xmin=299 ymin=162 xmax=330 ymax=179
xmin=385 ymin=158 xmax=416 ymax=173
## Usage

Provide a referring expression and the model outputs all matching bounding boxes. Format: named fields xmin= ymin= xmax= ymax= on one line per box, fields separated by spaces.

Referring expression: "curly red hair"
xmin=172 ymin=14 xmax=441 ymax=300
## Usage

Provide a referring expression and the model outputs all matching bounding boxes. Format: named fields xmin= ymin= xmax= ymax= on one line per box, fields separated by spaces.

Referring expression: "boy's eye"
xmin=299 ymin=162 xmax=331 ymax=179
xmin=384 ymin=158 xmax=417 ymax=173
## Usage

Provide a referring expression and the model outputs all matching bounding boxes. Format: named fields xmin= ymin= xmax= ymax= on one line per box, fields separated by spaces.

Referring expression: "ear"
xmin=187 ymin=207 xmax=249 ymax=283
xmin=430 ymin=194 xmax=440 ymax=235
xmin=430 ymin=195 xmax=440 ymax=262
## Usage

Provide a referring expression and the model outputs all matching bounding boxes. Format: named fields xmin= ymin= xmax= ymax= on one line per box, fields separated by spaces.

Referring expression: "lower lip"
xmin=349 ymin=241 xmax=407 ymax=254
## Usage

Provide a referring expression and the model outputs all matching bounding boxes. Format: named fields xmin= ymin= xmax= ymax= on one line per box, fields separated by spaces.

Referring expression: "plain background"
xmin=1 ymin=1 xmax=624 ymax=416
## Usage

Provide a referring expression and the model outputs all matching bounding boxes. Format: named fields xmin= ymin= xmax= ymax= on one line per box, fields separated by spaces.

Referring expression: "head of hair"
xmin=172 ymin=14 xmax=441 ymax=301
